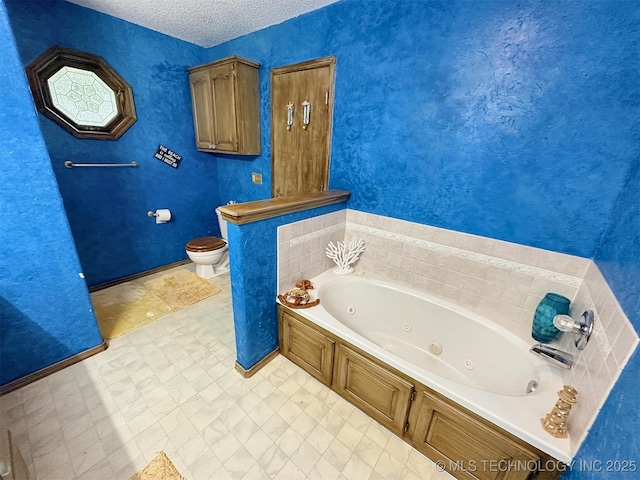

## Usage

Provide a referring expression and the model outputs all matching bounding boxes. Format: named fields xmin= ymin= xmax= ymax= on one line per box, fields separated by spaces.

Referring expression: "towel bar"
xmin=64 ymin=160 xmax=138 ymax=168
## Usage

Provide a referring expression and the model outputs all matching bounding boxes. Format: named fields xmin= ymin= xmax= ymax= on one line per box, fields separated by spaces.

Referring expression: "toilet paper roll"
xmin=155 ymin=209 xmax=172 ymax=224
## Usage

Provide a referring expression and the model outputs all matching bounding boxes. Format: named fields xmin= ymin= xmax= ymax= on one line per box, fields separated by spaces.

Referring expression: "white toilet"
xmin=185 ymin=207 xmax=230 ymax=279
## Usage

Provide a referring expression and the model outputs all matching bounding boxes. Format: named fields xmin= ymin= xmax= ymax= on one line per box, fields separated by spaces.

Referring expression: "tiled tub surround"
xmin=560 ymin=262 xmax=640 ymax=454
xmin=277 ymin=209 xmax=638 ymax=460
xmin=277 ymin=209 xmax=347 ymax=295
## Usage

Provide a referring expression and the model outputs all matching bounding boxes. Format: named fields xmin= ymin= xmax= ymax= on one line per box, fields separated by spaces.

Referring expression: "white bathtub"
xmin=288 ymin=270 xmax=574 ymax=463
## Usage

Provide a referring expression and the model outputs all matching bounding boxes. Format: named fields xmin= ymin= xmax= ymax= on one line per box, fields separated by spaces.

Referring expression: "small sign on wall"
xmin=154 ymin=144 xmax=182 ymax=168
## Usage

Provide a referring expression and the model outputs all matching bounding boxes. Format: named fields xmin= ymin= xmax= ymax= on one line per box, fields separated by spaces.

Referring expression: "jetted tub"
xmin=288 ymin=270 xmax=574 ymax=463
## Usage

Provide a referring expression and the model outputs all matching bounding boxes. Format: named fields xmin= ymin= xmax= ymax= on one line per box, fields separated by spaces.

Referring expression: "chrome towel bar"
xmin=64 ymin=160 xmax=138 ymax=168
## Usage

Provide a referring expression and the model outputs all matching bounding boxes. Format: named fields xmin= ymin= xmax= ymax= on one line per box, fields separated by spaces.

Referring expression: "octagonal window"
xmin=26 ymin=46 xmax=136 ymax=140
xmin=47 ymin=66 xmax=119 ymax=127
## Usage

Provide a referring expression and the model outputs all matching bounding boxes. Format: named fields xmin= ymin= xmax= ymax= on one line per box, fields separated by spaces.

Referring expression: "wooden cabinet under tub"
xmin=279 ymin=309 xmax=335 ymax=386
xmin=333 ymin=344 xmax=414 ymax=437
xmin=407 ymin=388 xmax=546 ymax=480
xmin=277 ymin=305 xmax=562 ymax=480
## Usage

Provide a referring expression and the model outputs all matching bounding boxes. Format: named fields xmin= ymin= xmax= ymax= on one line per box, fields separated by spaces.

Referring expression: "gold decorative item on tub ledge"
xmin=541 ymin=385 xmax=578 ymax=438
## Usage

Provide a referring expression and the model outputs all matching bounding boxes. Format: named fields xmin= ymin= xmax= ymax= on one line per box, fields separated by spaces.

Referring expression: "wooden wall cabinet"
xmin=277 ymin=305 xmax=562 ymax=480
xmin=188 ymin=56 xmax=260 ymax=155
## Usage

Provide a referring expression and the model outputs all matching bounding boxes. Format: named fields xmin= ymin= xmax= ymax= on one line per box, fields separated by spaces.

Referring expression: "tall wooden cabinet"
xmin=271 ymin=56 xmax=335 ymax=197
xmin=188 ymin=56 xmax=260 ymax=155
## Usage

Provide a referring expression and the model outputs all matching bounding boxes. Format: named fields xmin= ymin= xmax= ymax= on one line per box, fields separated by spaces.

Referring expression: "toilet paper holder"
xmin=147 ymin=209 xmax=172 ymax=224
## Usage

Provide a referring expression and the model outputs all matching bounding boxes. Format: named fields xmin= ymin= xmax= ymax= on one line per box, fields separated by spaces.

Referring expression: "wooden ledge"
xmin=218 ymin=189 xmax=350 ymax=225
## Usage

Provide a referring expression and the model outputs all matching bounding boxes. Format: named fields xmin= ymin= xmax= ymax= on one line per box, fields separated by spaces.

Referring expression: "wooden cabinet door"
xmin=234 ymin=61 xmax=261 ymax=155
xmin=189 ymin=69 xmax=216 ymax=150
xmin=271 ymin=57 xmax=335 ymax=198
xmin=189 ymin=57 xmax=259 ymax=155
xmin=333 ymin=344 xmax=414 ymax=436
xmin=209 ymin=62 xmax=238 ymax=153
xmin=280 ymin=309 xmax=335 ymax=386
xmin=410 ymin=389 xmax=541 ymax=480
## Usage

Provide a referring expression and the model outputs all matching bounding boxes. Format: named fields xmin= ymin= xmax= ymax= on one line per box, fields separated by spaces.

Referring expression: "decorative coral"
xmin=326 ymin=238 xmax=365 ymax=275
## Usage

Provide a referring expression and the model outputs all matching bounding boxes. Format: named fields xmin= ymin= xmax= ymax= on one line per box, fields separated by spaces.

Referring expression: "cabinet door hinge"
xmin=410 ymin=389 xmax=416 ymax=401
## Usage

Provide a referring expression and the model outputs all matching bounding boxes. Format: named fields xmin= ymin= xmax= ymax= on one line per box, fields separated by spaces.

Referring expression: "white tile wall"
xmin=277 ymin=209 xmax=639 ymax=457
xmin=343 ymin=210 xmax=589 ymax=342
xmin=277 ymin=210 xmax=346 ymax=294
xmin=560 ymin=262 xmax=639 ymax=452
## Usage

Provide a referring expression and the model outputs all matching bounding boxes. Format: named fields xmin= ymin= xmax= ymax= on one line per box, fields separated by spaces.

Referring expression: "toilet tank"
xmin=215 ymin=207 xmax=229 ymax=240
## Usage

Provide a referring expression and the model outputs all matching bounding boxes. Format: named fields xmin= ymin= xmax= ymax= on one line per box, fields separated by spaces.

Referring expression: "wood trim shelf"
xmin=218 ymin=189 xmax=350 ymax=225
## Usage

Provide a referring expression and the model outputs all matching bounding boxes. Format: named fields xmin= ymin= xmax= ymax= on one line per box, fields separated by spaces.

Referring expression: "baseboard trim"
xmin=89 ymin=259 xmax=191 ymax=292
xmin=0 ymin=342 xmax=108 ymax=396
xmin=234 ymin=348 xmax=280 ymax=378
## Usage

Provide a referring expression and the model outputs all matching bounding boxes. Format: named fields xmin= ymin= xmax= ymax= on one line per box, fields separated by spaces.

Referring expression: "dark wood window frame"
xmin=26 ymin=46 xmax=136 ymax=140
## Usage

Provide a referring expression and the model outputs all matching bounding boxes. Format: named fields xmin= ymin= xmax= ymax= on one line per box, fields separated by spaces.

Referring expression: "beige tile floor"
xmin=1 ymin=265 xmax=454 ymax=480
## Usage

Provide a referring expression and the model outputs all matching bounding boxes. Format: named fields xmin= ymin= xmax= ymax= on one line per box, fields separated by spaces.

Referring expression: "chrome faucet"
xmin=529 ymin=343 xmax=574 ymax=369
xmin=553 ymin=310 xmax=594 ymax=350
xmin=529 ymin=310 xmax=595 ymax=369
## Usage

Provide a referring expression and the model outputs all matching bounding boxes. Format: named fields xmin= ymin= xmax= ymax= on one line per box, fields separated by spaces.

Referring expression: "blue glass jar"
xmin=532 ymin=293 xmax=571 ymax=343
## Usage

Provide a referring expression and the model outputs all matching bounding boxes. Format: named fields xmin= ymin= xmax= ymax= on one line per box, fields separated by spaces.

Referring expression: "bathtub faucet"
xmin=553 ymin=310 xmax=594 ymax=350
xmin=529 ymin=343 xmax=574 ymax=370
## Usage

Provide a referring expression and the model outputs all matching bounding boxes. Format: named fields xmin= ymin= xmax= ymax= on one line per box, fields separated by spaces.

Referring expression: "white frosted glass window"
xmin=47 ymin=66 xmax=118 ymax=127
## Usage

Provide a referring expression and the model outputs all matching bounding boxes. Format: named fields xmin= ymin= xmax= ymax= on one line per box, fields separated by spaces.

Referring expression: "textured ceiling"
xmin=66 ymin=0 xmax=339 ymax=48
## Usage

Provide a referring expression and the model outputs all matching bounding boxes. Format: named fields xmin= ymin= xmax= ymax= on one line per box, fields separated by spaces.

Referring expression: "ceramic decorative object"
xmin=541 ymin=385 xmax=578 ymax=438
xmin=278 ymin=279 xmax=320 ymax=309
xmin=532 ymin=293 xmax=570 ymax=343
xmin=326 ymin=238 xmax=365 ymax=275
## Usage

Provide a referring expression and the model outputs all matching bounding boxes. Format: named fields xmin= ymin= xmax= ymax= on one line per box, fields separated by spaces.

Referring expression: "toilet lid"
xmin=186 ymin=236 xmax=226 ymax=252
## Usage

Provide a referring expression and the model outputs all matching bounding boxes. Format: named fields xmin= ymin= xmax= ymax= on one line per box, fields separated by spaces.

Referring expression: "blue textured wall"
xmin=229 ymin=202 xmax=347 ymax=369
xmin=595 ymin=159 xmax=640 ymax=340
xmin=208 ymin=0 xmax=638 ymax=259
xmin=5 ymin=0 xmax=221 ymax=286
xmin=2 ymin=0 xmax=638 ymax=470
xmin=565 ymin=161 xmax=640 ymax=479
xmin=0 ymin=0 xmax=103 ymax=386
xmin=206 ymin=0 xmax=640 ymax=474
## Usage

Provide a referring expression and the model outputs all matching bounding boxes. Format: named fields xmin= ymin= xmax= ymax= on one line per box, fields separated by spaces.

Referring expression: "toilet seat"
xmin=185 ymin=236 xmax=226 ymax=253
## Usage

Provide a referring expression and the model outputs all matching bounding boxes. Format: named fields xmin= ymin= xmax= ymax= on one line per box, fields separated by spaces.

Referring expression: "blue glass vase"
xmin=532 ymin=293 xmax=571 ymax=343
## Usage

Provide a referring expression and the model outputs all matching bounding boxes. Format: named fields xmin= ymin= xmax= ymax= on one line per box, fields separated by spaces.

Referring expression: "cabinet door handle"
xmin=287 ymin=102 xmax=295 ymax=131
xmin=302 ymin=100 xmax=311 ymax=130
